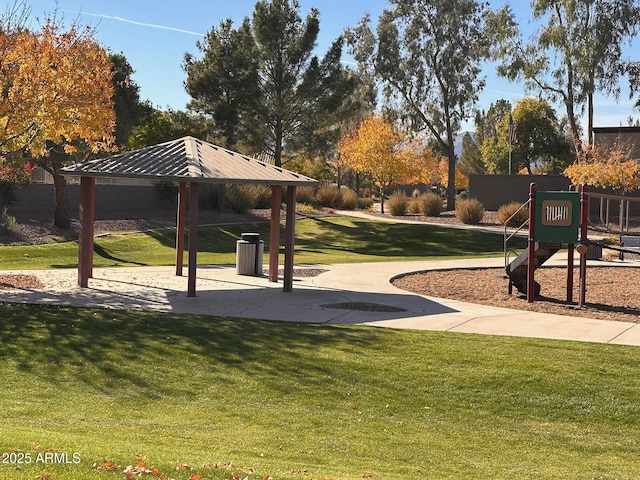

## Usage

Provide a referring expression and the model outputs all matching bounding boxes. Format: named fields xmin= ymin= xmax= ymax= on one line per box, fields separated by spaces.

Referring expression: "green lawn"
xmin=0 ymin=216 xmax=520 ymax=270
xmin=1 ymin=303 xmax=640 ymax=480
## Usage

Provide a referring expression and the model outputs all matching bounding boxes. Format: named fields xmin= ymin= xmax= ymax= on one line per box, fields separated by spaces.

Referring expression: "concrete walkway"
xmin=3 ymin=255 xmax=640 ymax=347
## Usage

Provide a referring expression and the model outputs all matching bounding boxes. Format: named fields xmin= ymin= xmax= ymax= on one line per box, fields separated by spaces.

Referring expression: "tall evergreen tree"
xmin=184 ymin=0 xmax=357 ymax=168
xmin=458 ymin=133 xmax=485 ymax=177
xmin=184 ymin=18 xmax=259 ymax=150
xmin=474 ymin=100 xmax=512 ymax=147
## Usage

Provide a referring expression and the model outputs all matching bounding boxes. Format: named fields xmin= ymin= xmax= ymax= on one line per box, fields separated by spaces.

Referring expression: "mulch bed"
xmin=393 ymin=266 xmax=640 ymax=323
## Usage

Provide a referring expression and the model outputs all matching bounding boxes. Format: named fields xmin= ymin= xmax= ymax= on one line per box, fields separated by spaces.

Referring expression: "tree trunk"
xmin=446 ymin=144 xmax=456 ymax=211
xmin=588 ymin=92 xmax=594 ymax=147
xmin=51 ymin=159 xmax=70 ymax=230
xmin=379 ymin=185 xmax=385 ymax=214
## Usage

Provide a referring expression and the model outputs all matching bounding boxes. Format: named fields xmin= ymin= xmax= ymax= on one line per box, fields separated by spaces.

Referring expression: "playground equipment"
xmin=505 ymin=182 xmax=640 ymax=307
xmin=504 ymin=183 xmax=588 ymax=305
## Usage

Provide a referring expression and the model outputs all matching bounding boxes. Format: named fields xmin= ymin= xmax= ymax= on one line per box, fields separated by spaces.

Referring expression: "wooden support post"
xmin=175 ymin=181 xmax=187 ymax=276
xmin=78 ymin=176 xmax=96 ymax=288
xmin=269 ymin=185 xmax=282 ymax=282
xmin=187 ymin=182 xmax=200 ymax=297
xmin=283 ymin=186 xmax=297 ymax=292
xmin=579 ymin=185 xmax=589 ymax=307
xmin=527 ymin=182 xmax=537 ymax=303
xmin=567 ymin=185 xmax=575 ymax=303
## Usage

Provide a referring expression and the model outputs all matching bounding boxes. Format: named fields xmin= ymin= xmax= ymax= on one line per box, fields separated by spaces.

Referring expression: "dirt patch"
xmin=393 ymin=266 xmax=640 ymax=323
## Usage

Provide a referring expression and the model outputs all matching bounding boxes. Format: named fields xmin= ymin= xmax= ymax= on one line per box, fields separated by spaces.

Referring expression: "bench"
xmin=619 ymin=235 xmax=640 ymax=260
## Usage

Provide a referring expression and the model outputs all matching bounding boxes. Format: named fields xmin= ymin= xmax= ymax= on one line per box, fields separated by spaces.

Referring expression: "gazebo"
xmin=61 ymin=136 xmax=318 ymax=296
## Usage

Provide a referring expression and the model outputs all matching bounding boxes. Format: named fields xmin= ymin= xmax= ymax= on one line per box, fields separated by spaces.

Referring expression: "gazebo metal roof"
xmin=61 ymin=136 xmax=317 ymax=186
xmin=62 ymin=136 xmax=316 ymax=297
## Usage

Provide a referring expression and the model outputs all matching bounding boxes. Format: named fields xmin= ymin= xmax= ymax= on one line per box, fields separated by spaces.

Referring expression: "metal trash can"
xmin=236 ymin=232 xmax=264 ymax=276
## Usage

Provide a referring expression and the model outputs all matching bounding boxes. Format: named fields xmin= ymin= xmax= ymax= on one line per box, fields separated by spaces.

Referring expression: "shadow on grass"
xmin=299 ymin=217 xmax=515 ymax=258
xmin=0 ymin=302 xmax=387 ymax=399
xmin=143 ymin=223 xmax=274 ymax=253
xmin=93 ymin=243 xmax=147 ymax=266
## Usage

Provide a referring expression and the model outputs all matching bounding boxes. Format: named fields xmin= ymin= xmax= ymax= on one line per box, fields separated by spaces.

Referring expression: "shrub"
xmin=0 ymin=206 xmax=18 ymax=234
xmin=497 ymin=201 xmax=529 ymax=227
xmin=455 ymin=198 xmax=485 ymax=225
xmin=357 ymin=197 xmax=374 ymax=210
xmin=416 ymin=192 xmax=443 ymax=217
xmin=296 ymin=186 xmax=316 ymax=205
xmin=388 ymin=190 xmax=408 ymax=216
xmin=225 ymin=184 xmax=270 ymax=213
xmin=251 ymin=184 xmax=272 ymax=208
xmin=408 ymin=197 xmax=420 ymax=214
xmin=339 ymin=188 xmax=358 ymax=210
xmin=296 ymin=203 xmax=317 ymax=216
xmin=316 ymin=185 xmax=342 ymax=208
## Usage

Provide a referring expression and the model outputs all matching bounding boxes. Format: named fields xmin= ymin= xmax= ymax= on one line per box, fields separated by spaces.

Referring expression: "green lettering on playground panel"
xmin=534 ymin=191 xmax=580 ymax=243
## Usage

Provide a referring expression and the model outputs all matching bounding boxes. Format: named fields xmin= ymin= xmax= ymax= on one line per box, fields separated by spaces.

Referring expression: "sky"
xmin=22 ymin=0 xmax=640 ymax=135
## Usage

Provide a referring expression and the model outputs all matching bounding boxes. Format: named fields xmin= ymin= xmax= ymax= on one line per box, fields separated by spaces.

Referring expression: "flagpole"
xmin=507 ymin=114 xmax=516 ymax=175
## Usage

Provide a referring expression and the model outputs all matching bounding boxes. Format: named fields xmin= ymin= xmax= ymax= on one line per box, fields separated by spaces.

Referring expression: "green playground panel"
xmin=534 ymin=191 xmax=580 ymax=243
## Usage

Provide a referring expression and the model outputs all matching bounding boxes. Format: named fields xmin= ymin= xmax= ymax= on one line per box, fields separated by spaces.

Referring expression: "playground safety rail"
xmin=503 ymin=198 xmax=530 ymax=271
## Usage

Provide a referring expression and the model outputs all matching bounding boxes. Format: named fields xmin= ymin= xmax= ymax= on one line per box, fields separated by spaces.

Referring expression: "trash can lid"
xmin=241 ymin=232 xmax=260 ymax=243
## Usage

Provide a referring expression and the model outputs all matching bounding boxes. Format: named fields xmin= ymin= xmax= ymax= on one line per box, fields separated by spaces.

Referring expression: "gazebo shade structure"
xmin=61 ymin=136 xmax=318 ymax=296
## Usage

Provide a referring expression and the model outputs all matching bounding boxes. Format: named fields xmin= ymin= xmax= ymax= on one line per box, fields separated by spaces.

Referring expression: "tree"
xmin=629 ymin=60 xmax=640 ymax=109
xmin=128 ymin=108 xmax=210 ymax=150
xmin=0 ymin=19 xmax=115 ymax=159
xmin=338 ymin=116 xmax=422 ymax=213
xmin=564 ymin=143 xmax=640 ymax=194
xmin=346 ymin=0 xmax=516 ymax=210
xmin=458 ymin=133 xmax=486 ymax=177
xmin=110 ymin=53 xmax=151 ymax=148
xmin=0 ymin=16 xmax=116 ymax=228
xmin=498 ymin=0 xmax=640 ymax=152
xmin=185 ymin=0 xmax=357 ymax=169
xmin=0 ymin=156 xmax=34 ymax=208
xmin=438 ymin=157 xmax=469 ymax=191
xmin=480 ymin=98 xmax=573 ymax=174
xmin=184 ymin=18 xmax=259 ymax=150
xmin=251 ymin=0 xmax=356 ymax=167
xmin=509 ymin=98 xmax=573 ymax=174
xmin=474 ymin=100 xmax=512 ymax=147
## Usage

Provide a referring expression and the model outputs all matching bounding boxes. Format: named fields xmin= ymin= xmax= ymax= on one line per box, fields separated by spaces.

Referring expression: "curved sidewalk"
xmin=2 ymin=256 xmax=640 ymax=347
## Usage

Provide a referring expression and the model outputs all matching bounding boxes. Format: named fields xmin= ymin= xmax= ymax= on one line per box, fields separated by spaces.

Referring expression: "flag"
xmin=508 ymin=115 xmax=517 ymax=144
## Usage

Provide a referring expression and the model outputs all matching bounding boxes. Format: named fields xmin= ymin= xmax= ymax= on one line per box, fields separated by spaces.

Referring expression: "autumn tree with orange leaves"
xmin=0 ymin=12 xmax=116 ymax=227
xmin=338 ymin=116 xmax=437 ymax=213
xmin=564 ymin=144 xmax=640 ymax=195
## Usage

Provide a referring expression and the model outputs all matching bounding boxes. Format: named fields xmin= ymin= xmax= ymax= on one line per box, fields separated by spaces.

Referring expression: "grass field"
xmin=0 ymin=216 xmax=521 ymax=270
xmin=1 ymin=303 xmax=640 ymax=479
